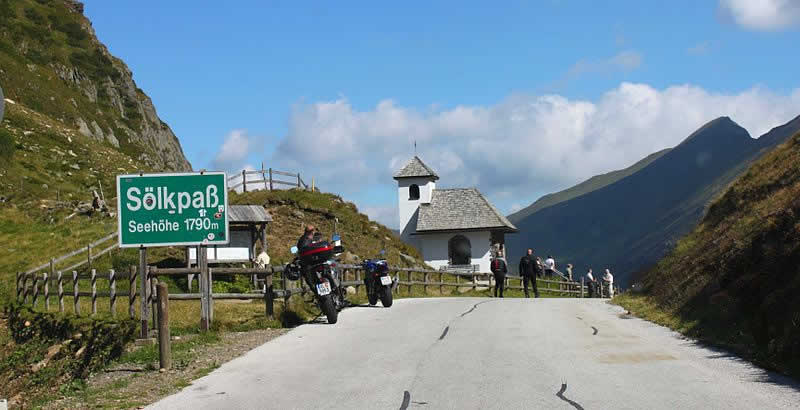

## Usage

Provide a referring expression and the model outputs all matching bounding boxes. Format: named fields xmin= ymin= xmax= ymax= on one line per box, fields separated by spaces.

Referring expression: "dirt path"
xmin=45 ymin=328 xmax=287 ymax=409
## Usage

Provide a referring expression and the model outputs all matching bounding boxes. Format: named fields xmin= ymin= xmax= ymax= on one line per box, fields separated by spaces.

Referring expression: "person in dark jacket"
xmin=518 ymin=248 xmax=540 ymax=298
xmin=296 ymin=225 xmax=316 ymax=251
xmin=490 ymin=252 xmax=508 ymax=298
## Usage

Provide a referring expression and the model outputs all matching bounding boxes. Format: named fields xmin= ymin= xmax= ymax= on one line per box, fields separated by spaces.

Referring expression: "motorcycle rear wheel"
xmin=380 ymin=285 xmax=393 ymax=307
xmin=320 ymin=295 xmax=338 ymax=324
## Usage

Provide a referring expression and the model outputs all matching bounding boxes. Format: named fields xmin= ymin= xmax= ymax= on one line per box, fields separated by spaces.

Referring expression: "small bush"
xmin=0 ymin=127 xmax=15 ymax=162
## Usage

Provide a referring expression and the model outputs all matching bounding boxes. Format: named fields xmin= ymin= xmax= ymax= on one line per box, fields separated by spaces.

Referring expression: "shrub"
xmin=0 ymin=127 xmax=15 ymax=162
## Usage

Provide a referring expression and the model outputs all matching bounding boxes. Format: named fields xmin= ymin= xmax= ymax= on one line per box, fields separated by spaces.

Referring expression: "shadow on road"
xmin=681 ymin=339 xmax=800 ymax=394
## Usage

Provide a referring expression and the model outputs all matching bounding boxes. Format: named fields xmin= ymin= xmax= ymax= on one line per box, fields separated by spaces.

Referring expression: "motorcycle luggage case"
xmin=300 ymin=241 xmax=334 ymax=265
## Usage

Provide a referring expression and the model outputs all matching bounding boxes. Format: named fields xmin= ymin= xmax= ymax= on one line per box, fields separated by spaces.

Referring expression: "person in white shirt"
xmin=603 ymin=269 xmax=614 ymax=298
xmin=586 ymin=268 xmax=596 ymax=297
xmin=544 ymin=255 xmax=556 ymax=277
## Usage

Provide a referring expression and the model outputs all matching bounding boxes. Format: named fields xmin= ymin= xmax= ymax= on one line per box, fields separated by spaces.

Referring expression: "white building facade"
xmin=394 ymin=156 xmax=517 ymax=273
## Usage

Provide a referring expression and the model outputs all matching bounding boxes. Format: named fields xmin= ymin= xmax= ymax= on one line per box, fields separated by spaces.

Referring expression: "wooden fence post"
xmin=269 ymin=168 xmax=273 ymax=191
xmin=423 ymin=273 xmax=429 ymax=294
xmin=265 ymin=268 xmax=274 ymax=318
xmin=73 ymin=271 xmax=80 ymax=315
xmin=199 ymin=246 xmax=210 ymax=331
xmin=15 ymin=272 xmax=21 ymax=302
xmin=156 ymin=282 xmax=171 ymax=370
xmin=139 ymin=247 xmax=149 ymax=338
xmin=580 ymin=278 xmax=585 ymax=298
xmin=43 ymin=272 xmax=50 ymax=311
xmin=242 ymin=169 xmax=247 ymax=193
xmin=129 ymin=266 xmax=137 ymax=319
xmin=151 ymin=275 xmax=158 ymax=329
xmin=91 ymin=269 xmax=97 ymax=316
xmin=32 ymin=274 xmax=40 ymax=308
xmin=208 ymin=267 xmax=214 ymax=325
xmin=23 ymin=273 xmax=30 ymax=304
xmin=355 ymin=269 xmax=361 ymax=294
xmin=57 ymin=271 xmax=64 ymax=313
xmin=87 ymin=245 xmax=92 ymax=269
xmin=262 ymin=165 xmax=268 ymax=191
xmin=109 ymin=269 xmax=116 ymax=318
xmin=472 ymin=274 xmax=477 ymax=292
xmin=439 ymin=272 xmax=443 ymax=294
xmin=297 ymin=173 xmax=301 ymax=188
xmin=407 ymin=271 xmax=412 ymax=294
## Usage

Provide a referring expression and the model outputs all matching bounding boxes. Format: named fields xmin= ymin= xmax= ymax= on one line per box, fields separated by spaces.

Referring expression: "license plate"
xmin=380 ymin=276 xmax=392 ymax=286
xmin=316 ymin=282 xmax=332 ymax=296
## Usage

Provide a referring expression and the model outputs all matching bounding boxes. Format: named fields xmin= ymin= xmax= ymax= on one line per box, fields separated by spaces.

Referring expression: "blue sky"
xmin=84 ymin=0 xmax=800 ymax=228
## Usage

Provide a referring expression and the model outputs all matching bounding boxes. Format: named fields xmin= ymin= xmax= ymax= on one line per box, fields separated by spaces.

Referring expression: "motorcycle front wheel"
xmin=319 ymin=295 xmax=338 ymax=324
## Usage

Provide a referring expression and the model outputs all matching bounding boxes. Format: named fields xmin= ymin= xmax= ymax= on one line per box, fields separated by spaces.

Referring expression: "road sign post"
xmin=117 ymin=172 xmax=229 ymax=248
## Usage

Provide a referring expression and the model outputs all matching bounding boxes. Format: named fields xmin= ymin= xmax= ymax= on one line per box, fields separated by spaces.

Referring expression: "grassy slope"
xmin=617 ymin=131 xmax=800 ymax=378
xmin=508 ymin=148 xmax=670 ymax=223
xmin=0 ymin=0 xmax=193 ymax=300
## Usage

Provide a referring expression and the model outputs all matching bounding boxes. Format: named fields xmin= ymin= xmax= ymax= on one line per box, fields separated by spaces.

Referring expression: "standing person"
xmin=544 ymin=255 xmax=556 ymax=277
xmin=603 ymin=269 xmax=614 ymax=298
xmin=586 ymin=268 xmax=596 ymax=298
xmin=566 ymin=264 xmax=573 ymax=281
xmin=490 ymin=252 xmax=508 ymax=298
xmin=518 ymin=249 xmax=540 ymax=298
xmin=535 ymin=257 xmax=544 ymax=278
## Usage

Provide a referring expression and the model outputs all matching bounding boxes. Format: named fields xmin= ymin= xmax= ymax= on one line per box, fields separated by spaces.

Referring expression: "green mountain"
xmin=508 ymin=148 xmax=671 ymax=224
xmin=0 ymin=0 xmax=190 ymax=172
xmin=0 ymin=0 xmax=191 ymax=299
xmin=506 ymin=115 xmax=800 ymax=285
xmin=631 ymin=130 xmax=800 ymax=378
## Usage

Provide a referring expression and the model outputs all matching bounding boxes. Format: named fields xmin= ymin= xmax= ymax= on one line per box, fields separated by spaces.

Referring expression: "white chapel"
xmin=394 ymin=156 xmax=518 ymax=273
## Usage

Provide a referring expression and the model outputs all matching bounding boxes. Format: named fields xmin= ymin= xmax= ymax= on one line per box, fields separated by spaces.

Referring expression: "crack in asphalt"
xmin=591 ymin=326 xmax=598 ymax=335
xmin=556 ymin=383 xmax=585 ymax=410
xmin=399 ymin=391 xmax=411 ymax=410
xmin=402 ymin=300 xmax=498 ymax=408
xmin=459 ymin=300 xmax=493 ymax=318
xmin=439 ymin=326 xmax=450 ymax=340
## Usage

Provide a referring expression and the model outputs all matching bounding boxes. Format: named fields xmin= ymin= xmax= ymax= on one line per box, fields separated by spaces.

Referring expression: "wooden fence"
xmin=23 ymin=231 xmax=118 ymax=276
xmin=15 ymin=262 xmax=617 ymax=337
xmin=227 ymin=166 xmax=312 ymax=193
xmin=16 ymin=267 xmax=139 ymax=318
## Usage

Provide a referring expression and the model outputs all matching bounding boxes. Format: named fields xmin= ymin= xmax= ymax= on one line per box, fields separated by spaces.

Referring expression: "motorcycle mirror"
xmin=290 ymin=246 xmax=298 ymax=255
xmin=332 ymin=234 xmax=341 ymax=242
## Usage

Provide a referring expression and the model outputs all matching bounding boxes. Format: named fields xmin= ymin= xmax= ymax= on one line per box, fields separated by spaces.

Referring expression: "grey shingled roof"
xmin=393 ymin=156 xmax=439 ymax=180
xmin=415 ymin=188 xmax=518 ymax=233
xmin=229 ymin=205 xmax=272 ymax=224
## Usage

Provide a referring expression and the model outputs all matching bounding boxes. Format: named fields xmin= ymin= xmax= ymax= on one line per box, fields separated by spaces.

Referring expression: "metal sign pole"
xmin=139 ymin=246 xmax=149 ymax=339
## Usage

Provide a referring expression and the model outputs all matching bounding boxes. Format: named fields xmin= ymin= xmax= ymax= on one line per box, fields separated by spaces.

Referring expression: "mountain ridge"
xmin=506 ymin=115 xmax=800 ymax=285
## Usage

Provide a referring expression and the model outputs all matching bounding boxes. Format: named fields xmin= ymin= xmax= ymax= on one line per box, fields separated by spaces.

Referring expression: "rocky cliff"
xmin=0 ymin=0 xmax=191 ymax=171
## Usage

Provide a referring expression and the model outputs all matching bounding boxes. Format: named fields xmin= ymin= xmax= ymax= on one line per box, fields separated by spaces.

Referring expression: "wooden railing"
xmin=23 ymin=231 xmax=119 ymax=277
xmin=14 ymin=262 xmax=617 ymax=337
xmin=227 ymin=166 xmax=312 ymax=192
xmin=16 ymin=267 xmax=139 ymax=318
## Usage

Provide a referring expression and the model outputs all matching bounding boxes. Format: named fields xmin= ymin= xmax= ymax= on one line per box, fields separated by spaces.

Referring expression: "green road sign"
xmin=117 ymin=172 xmax=229 ymax=248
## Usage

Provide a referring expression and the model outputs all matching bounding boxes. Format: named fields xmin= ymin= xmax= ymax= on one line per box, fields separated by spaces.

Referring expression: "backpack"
xmin=492 ymin=259 xmax=501 ymax=273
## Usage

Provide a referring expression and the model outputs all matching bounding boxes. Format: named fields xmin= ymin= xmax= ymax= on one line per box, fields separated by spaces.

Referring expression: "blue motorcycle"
xmin=362 ymin=250 xmax=394 ymax=307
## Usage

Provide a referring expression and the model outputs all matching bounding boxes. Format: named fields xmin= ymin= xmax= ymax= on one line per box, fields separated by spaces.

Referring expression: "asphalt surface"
xmin=149 ymin=298 xmax=800 ymax=409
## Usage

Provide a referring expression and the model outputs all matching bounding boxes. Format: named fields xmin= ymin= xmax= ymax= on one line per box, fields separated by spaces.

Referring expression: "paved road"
xmin=150 ymin=298 xmax=800 ymax=409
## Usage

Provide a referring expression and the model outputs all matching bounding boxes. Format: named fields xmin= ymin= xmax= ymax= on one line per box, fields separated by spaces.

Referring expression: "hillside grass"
xmin=629 ymin=132 xmax=800 ymax=379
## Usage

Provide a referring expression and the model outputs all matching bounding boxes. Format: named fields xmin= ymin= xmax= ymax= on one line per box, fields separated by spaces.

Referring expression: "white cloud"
xmin=568 ymin=50 xmax=643 ymax=77
xmin=363 ymin=205 xmax=399 ymax=229
xmin=271 ymin=83 xmax=800 ymax=220
xmin=211 ymin=130 xmax=261 ymax=172
xmin=687 ymin=41 xmax=712 ymax=56
xmin=719 ymin=0 xmax=800 ymax=31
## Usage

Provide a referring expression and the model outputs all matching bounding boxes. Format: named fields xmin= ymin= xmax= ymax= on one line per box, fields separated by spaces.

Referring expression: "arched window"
xmin=409 ymin=184 xmax=420 ymax=200
xmin=448 ymin=235 xmax=471 ymax=265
